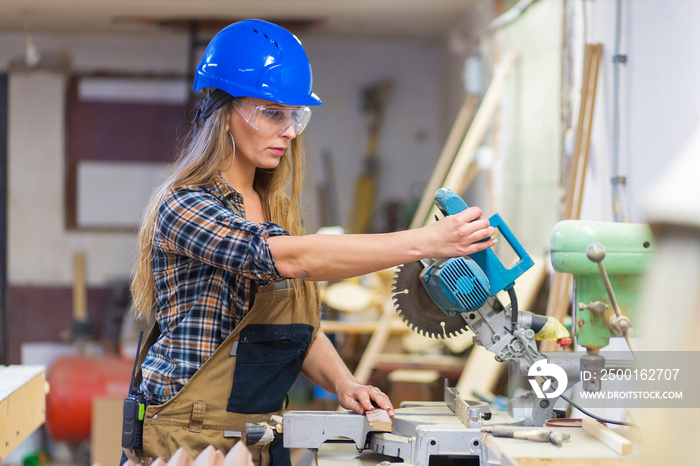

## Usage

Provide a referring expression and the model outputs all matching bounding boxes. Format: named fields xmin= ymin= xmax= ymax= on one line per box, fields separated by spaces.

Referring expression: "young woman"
xmin=125 ymin=19 xmax=497 ymax=465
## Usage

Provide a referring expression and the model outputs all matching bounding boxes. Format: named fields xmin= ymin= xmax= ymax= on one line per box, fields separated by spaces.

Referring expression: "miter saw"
xmin=272 ymin=190 xmax=650 ymax=465
xmin=391 ymin=188 xmax=576 ymax=426
xmin=393 ymin=188 xmax=573 ymax=370
xmin=392 ymin=188 xmax=545 ymax=358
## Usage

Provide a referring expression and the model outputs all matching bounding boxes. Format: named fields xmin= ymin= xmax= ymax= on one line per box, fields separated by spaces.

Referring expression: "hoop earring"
xmin=223 ymin=130 xmax=235 ymax=172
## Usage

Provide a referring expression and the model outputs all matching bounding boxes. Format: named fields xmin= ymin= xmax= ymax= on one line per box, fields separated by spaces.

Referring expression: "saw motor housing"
xmin=421 ymin=188 xmax=535 ymax=316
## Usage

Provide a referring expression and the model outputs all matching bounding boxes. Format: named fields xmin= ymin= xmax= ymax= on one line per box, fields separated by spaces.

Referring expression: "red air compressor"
xmin=45 ymin=354 xmax=133 ymax=443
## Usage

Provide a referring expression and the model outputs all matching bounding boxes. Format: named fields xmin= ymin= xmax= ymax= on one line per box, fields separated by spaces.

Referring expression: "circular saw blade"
xmin=391 ymin=261 xmax=469 ymax=339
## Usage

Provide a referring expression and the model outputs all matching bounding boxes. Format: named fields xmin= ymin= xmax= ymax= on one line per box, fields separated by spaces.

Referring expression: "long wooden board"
xmin=410 ymin=94 xmax=477 ymax=229
xmin=541 ymin=43 xmax=603 ymax=352
xmin=581 ymin=418 xmax=634 ymax=456
xmin=353 ymin=299 xmax=395 ymax=385
xmin=321 ymin=319 xmax=410 ymax=334
xmin=423 ymin=51 xmax=517 ymax=226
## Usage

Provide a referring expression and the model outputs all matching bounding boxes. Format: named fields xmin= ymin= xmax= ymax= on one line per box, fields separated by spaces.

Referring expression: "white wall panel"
xmin=8 ymin=71 xmax=136 ymax=285
xmin=577 ymin=0 xmax=700 ymax=223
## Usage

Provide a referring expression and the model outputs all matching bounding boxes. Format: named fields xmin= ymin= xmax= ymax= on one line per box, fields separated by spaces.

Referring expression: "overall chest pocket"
xmin=227 ymin=324 xmax=313 ymax=414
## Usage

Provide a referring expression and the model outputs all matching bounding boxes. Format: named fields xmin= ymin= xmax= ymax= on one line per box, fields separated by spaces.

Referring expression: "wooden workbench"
xmin=0 ymin=365 xmax=47 ymax=459
xmin=484 ymin=426 xmax=641 ymax=466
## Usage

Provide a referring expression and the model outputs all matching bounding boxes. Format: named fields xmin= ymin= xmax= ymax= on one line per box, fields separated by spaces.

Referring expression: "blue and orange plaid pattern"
xmin=140 ymin=176 xmax=289 ymax=404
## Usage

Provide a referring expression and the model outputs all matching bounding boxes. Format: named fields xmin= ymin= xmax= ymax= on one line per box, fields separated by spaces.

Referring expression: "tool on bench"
xmin=482 ymin=425 xmax=570 ymax=446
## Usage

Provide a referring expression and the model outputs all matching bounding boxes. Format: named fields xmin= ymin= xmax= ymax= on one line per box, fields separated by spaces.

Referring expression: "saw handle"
xmin=486 ymin=213 xmax=534 ymax=287
xmin=434 ymin=187 xmax=469 ymax=216
xmin=433 ymin=188 xmax=534 ymax=293
xmin=434 ymin=187 xmax=490 ymax=243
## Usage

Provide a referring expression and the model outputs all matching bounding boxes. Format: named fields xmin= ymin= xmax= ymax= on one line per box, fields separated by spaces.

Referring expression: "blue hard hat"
xmin=194 ymin=19 xmax=322 ymax=106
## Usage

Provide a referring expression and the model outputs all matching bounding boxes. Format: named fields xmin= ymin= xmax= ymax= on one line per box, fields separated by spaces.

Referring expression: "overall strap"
xmin=134 ymin=322 xmax=161 ymax=388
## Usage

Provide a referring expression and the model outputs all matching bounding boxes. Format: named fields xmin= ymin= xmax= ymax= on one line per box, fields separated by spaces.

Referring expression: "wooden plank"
xmin=365 ymin=408 xmax=392 ymax=432
xmin=348 ymin=80 xmax=394 ymax=234
xmin=73 ymin=251 xmax=88 ymax=322
xmin=515 ymin=459 xmax=640 ymax=465
xmin=541 ymin=43 xmax=602 ymax=352
xmin=581 ymin=418 xmax=633 ymax=456
xmin=388 ymin=369 xmax=440 ymax=384
xmin=565 ymin=44 xmax=603 ymax=220
xmin=424 ymin=51 xmax=517 ymax=226
xmin=352 ymin=299 xmax=395 ymax=384
xmin=410 ymin=94 xmax=477 ymax=229
xmin=485 ymin=425 xmax=639 ymax=465
xmin=375 ymin=353 xmax=465 ymax=368
xmin=320 ymin=318 xmax=410 ymax=334
xmin=0 ymin=365 xmax=46 ymax=457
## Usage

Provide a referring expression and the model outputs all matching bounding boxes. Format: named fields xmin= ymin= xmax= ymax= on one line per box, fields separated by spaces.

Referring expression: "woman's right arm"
xmin=156 ymin=188 xmax=288 ymax=282
xmin=268 ymin=206 xmax=497 ymax=282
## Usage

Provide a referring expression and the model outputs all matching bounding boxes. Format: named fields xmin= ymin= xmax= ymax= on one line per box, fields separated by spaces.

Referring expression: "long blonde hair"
xmin=131 ymin=99 xmax=319 ymax=321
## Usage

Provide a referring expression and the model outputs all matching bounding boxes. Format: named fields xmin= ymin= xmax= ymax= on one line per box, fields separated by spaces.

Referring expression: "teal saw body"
xmin=550 ymin=220 xmax=655 ymax=349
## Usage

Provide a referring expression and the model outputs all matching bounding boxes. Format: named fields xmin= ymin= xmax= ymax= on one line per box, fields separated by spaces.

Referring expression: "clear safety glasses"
xmin=235 ymin=99 xmax=312 ymax=136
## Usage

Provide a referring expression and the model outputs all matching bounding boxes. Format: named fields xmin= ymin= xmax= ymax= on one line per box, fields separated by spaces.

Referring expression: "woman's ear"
xmin=225 ymin=108 xmax=231 ymax=132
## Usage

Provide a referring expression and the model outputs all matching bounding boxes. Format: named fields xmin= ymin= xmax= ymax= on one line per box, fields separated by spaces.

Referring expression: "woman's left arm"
xmin=301 ymin=330 xmax=395 ymax=417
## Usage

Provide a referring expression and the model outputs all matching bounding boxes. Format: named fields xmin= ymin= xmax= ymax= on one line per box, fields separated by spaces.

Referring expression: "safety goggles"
xmin=235 ymin=99 xmax=312 ymax=136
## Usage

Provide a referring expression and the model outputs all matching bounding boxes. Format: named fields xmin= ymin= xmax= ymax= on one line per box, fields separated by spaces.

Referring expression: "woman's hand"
xmin=337 ymin=380 xmax=395 ymax=417
xmin=422 ymin=206 xmax=498 ymax=258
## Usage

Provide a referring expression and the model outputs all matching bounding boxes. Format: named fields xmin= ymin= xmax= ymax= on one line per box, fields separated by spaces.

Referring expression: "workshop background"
xmin=1 ymin=0 xmax=699 ymax=465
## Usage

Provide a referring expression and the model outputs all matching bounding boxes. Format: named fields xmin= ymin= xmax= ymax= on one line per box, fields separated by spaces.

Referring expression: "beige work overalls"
xmin=125 ymin=282 xmax=320 ymax=465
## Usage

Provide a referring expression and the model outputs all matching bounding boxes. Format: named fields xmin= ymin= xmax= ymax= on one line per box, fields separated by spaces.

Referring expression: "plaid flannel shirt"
xmin=140 ymin=176 xmax=290 ymax=404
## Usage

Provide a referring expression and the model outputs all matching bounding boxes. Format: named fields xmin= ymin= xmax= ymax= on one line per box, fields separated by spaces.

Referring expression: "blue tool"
xmin=419 ymin=188 xmax=534 ymax=316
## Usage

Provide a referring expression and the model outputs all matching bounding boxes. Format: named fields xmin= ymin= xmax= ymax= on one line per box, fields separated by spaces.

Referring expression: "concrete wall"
xmin=2 ymin=32 xmax=447 ymax=289
xmin=572 ymin=0 xmax=700 ymax=223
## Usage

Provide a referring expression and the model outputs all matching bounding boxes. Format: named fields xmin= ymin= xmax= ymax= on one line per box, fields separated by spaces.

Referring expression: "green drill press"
xmin=550 ymin=220 xmax=655 ymax=351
